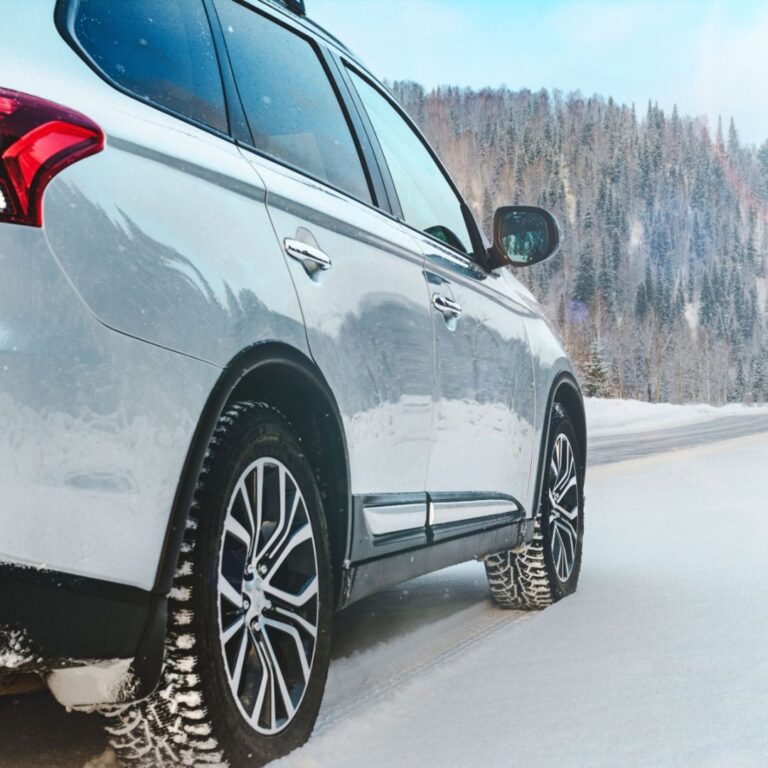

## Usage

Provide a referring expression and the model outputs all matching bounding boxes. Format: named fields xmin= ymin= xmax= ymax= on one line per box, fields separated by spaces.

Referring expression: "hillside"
xmin=392 ymin=82 xmax=768 ymax=404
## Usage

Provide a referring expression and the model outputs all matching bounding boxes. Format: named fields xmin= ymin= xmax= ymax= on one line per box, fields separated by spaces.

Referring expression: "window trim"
xmin=340 ymin=60 xmax=489 ymax=268
xmin=55 ymin=0 xmax=478 ymax=245
xmin=55 ymin=0 xmax=233 ymax=140
xmin=207 ymin=0 xmax=381 ymax=210
xmin=322 ymin=50 xmax=395 ymax=215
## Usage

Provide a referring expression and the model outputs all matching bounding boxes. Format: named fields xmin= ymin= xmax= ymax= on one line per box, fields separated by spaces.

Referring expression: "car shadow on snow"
xmin=331 ymin=561 xmax=491 ymax=660
xmin=0 ymin=563 xmax=492 ymax=767
xmin=0 ymin=689 xmax=107 ymax=768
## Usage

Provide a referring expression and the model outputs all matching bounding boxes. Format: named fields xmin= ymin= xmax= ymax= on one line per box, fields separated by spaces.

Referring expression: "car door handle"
xmin=284 ymin=238 xmax=332 ymax=274
xmin=432 ymin=293 xmax=462 ymax=318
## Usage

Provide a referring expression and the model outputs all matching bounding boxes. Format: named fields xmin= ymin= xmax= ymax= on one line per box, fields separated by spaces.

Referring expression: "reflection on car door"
xmin=213 ymin=0 xmax=434 ymax=557
xmin=418 ymin=239 xmax=537 ymax=527
xmin=344 ymin=65 xmax=536 ymax=536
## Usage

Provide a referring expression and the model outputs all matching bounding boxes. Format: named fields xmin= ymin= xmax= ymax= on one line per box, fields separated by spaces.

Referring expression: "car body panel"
xmin=3 ymin=0 xmax=309 ymax=369
xmin=419 ymin=238 xmax=537 ymax=508
xmin=0 ymin=223 xmax=219 ymax=591
xmin=43 ymin=131 xmax=309 ymax=368
xmin=0 ymin=0 xmax=308 ymax=591
xmin=243 ymin=151 xmax=435 ymax=500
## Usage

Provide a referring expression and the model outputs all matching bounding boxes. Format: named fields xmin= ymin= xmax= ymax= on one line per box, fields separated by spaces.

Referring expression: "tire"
xmin=103 ymin=402 xmax=333 ymax=767
xmin=485 ymin=404 xmax=584 ymax=610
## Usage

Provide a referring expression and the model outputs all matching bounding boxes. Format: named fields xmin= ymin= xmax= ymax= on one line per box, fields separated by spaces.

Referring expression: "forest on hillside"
xmin=391 ymin=82 xmax=768 ymax=404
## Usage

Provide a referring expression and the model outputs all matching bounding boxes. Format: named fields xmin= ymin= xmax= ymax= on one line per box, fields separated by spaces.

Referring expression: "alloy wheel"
xmin=547 ymin=432 xmax=579 ymax=583
xmin=217 ymin=457 xmax=319 ymax=735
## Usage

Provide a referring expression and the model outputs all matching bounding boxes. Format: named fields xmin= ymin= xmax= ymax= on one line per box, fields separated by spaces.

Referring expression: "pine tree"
xmin=582 ymin=340 xmax=612 ymax=397
xmin=574 ymin=240 xmax=596 ymax=305
xmin=727 ymin=117 xmax=740 ymax=158
xmin=729 ymin=358 xmax=747 ymax=403
xmin=752 ymin=350 xmax=768 ymax=402
xmin=599 ymin=251 xmax=617 ymax=316
xmin=699 ymin=273 xmax=713 ymax=327
xmin=635 ymin=282 xmax=649 ymax=319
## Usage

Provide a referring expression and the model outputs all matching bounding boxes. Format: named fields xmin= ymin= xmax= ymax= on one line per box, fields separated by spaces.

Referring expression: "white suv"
xmin=0 ymin=0 xmax=586 ymax=764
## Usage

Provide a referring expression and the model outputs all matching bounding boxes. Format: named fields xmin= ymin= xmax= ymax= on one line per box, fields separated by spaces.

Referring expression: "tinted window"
xmin=349 ymin=72 xmax=472 ymax=254
xmin=73 ymin=0 xmax=227 ymax=132
xmin=214 ymin=0 xmax=371 ymax=204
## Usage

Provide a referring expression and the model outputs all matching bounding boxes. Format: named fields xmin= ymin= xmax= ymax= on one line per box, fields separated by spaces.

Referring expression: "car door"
xmin=211 ymin=0 xmax=434 ymax=556
xmin=344 ymin=68 xmax=537 ymax=537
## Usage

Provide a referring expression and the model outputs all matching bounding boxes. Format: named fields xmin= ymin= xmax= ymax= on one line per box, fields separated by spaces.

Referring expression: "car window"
xmin=348 ymin=71 xmax=473 ymax=255
xmin=72 ymin=0 xmax=227 ymax=133
xmin=213 ymin=0 xmax=372 ymax=205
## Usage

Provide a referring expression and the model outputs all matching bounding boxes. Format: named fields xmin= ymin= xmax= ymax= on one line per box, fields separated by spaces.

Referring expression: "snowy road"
xmin=283 ymin=432 xmax=768 ymax=768
xmin=589 ymin=412 xmax=768 ymax=464
xmin=3 ymin=415 xmax=768 ymax=767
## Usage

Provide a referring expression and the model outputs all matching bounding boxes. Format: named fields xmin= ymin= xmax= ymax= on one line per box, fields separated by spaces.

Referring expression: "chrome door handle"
xmin=284 ymin=238 xmax=332 ymax=274
xmin=432 ymin=293 xmax=462 ymax=318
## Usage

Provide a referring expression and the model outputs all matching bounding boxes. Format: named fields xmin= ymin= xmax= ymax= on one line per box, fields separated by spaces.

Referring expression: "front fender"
xmin=524 ymin=309 xmax=585 ymax=517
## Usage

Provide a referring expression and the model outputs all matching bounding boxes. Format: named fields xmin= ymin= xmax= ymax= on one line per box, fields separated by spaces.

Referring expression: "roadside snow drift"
xmin=585 ymin=396 xmax=768 ymax=436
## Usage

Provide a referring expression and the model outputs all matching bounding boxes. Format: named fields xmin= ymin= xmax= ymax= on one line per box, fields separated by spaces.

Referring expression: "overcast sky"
xmin=311 ymin=0 xmax=768 ymax=146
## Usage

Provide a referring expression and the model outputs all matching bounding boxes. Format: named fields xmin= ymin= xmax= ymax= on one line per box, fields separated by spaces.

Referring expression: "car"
xmin=0 ymin=0 xmax=587 ymax=764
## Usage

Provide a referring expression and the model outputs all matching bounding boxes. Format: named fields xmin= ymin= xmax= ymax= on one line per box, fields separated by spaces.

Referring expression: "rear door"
xmin=344 ymin=68 xmax=537 ymax=536
xmin=212 ymin=0 xmax=434 ymax=556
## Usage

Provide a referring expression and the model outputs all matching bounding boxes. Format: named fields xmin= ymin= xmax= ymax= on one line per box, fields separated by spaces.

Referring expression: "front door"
xmin=344 ymin=66 xmax=536 ymax=536
xmin=419 ymin=239 xmax=536 ymax=515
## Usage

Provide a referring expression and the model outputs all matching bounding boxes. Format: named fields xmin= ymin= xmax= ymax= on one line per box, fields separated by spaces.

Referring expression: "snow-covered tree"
xmin=582 ymin=340 xmax=613 ymax=398
xmin=752 ymin=350 xmax=768 ymax=403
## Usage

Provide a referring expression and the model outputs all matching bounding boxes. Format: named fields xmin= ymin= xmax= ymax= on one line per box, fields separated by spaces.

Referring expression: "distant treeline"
xmin=392 ymin=82 xmax=768 ymax=404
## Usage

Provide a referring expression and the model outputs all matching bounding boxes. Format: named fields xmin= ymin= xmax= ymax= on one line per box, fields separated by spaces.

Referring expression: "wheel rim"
xmin=547 ymin=433 xmax=579 ymax=583
xmin=217 ymin=457 xmax=319 ymax=735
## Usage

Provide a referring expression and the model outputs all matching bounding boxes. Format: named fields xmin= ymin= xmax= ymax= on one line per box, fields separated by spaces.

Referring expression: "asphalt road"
xmin=3 ymin=412 xmax=768 ymax=768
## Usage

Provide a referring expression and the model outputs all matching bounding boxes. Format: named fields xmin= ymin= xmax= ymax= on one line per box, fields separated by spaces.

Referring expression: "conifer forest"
xmin=392 ymin=82 xmax=768 ymax=404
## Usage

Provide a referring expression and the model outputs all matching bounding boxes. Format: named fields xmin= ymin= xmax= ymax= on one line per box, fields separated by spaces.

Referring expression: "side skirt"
xmin=340 ymin=519 xmax=531 ymax=609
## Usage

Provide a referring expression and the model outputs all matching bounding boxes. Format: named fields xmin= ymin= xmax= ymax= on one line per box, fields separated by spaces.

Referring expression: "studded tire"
xmin=485 ymin=405 xmax=584 ymax=610
xmin=102 ymin=402 xmax=333 ymax=767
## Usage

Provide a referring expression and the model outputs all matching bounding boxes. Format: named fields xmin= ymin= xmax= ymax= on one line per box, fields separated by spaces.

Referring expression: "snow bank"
xmin=585 ymin=397 xmax=768 ymax=436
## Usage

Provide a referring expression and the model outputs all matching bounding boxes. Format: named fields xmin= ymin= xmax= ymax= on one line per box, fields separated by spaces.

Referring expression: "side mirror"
xmin=488 ymin=206 xmax=560 ymax=269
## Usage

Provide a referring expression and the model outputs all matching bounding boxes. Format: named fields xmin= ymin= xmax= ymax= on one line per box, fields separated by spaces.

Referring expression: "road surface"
xmin=588 ymin=412 xmax=768 ymax=465
xmin=2 ymin=413 xmax=768 ymax=768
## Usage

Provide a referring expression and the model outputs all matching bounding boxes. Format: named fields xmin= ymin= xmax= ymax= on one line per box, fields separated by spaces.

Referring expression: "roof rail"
xmin=281 ymin=0 xmax=306 ymax=15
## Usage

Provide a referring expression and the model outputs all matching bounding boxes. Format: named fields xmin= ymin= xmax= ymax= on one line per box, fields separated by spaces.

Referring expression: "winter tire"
xmin=485 ymin=404 xmax=584 ymax=609
xmin=103 ymin=402 xmax=333 ymax=767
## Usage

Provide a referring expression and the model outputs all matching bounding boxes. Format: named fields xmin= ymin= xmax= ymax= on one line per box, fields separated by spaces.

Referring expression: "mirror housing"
xmin=488 ymin=205 xmax=561 ymax=269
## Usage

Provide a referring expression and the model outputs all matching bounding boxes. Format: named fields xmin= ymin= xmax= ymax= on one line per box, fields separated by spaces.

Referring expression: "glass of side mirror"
xmin=491 ymin=206 xmax=560 ymax=268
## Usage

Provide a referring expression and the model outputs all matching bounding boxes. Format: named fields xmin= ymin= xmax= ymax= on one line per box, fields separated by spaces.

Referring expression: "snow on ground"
xmin=276 ymin=432 xmax=768 ymax=768
xmin=586 ymin=396 xmax=768 ymax=436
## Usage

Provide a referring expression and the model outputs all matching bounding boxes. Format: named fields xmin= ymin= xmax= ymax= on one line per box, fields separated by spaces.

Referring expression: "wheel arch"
xmin=532 ymin=372 xmax=587 ymax=516
xmin=154 ymin=342 xmax=351 ymax=608
xmin=552 ymin=375 xmax=587 ymax=476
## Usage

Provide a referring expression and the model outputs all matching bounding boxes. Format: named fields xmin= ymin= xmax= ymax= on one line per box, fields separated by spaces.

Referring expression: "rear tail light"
xmin=0 ymin=88 xmax=104 ymax=227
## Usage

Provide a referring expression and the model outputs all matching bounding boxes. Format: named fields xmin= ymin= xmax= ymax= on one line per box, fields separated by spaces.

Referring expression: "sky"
xmin=310 ymin=0 xmax=768 ymax=146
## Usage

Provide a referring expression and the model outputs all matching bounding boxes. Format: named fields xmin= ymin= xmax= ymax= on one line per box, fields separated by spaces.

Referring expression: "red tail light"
xmin=0 ymin=88 xmax=104 ymax=227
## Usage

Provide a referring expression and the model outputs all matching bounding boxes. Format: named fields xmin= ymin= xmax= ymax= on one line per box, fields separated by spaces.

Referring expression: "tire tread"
xmin=485 ymin=405 xmax=583 ymax=611
xmin=102 ymin=402 xmax=288 ymax=768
